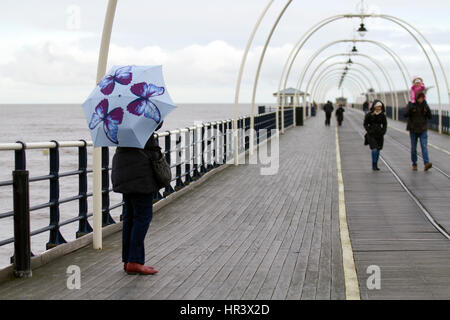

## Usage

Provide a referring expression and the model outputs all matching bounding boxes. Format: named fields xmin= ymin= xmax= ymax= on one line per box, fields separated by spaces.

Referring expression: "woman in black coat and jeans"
xmin=112 ymin=122 xmax=170 ymax=275
xmin=364 ymin=100 xmax=388 ymax=171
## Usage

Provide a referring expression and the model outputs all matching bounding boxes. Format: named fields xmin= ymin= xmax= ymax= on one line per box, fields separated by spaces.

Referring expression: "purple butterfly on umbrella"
xmin=127 ymin=82 xmax=165 ymax=123
xmin=88 ymin=99 xmax=124 ymax=144
xmin=98 ymin=66 xmax=133 ymax=95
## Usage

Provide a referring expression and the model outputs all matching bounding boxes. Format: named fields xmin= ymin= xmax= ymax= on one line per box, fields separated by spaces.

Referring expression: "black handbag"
xmin=139 ymin=149 xmax=172 ymax=187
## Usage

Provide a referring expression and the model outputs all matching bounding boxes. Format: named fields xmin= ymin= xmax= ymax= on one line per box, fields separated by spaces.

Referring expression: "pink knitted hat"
xmin=412 ymin=75 xmax=423 ymax=84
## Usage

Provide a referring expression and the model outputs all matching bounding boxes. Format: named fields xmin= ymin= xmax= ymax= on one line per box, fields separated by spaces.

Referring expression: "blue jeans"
xmin=122 ymin=193 xmax=153 ymax=265
xmin=410 ymin=131 xmax=430 ymax=165
xmin=371 ymin=149 xmax=380 ymax=164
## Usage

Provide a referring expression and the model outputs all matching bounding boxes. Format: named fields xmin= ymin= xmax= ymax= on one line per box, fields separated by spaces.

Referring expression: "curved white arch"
xmin=294 ymin=39 xmax=410 ymax=114
xmin=316 ymin=76 xmax=364 ymax=103
xmin=314 ymin=73 xmax=368 ymax=103
xmin=315 ymin=72 xmax=367 ymax=97
xmin=304 ymin=57 xmax=386 ymax=107
xmin=233 ymin=0 xmax=274 ymax=165
xmin=310 ymin=66 xmax=375 ymax=101
xmin=277 ymin=13 xmax=447 ymax=133
xmin=302 ymin=53 xmax=398 ymax=120
xmin=250 ymin=0 xmax=292 ymax=154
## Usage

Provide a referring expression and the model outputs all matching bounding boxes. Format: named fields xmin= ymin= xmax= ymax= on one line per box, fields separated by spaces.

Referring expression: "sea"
xmin=0 ymin=103 xmax=276 ymax=268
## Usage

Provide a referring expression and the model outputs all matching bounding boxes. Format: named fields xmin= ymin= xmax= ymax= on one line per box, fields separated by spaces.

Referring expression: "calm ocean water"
xmin=0 ymin=103 xmax=275 ymax=268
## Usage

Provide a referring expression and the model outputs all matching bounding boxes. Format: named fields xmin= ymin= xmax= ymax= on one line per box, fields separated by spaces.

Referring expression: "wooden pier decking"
xmin=0 ymin=109 xmax=449 ymax=300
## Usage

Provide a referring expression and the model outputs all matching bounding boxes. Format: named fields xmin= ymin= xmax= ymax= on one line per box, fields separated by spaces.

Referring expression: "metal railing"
xmin=0 ymin=109 xmax=297 ymax=276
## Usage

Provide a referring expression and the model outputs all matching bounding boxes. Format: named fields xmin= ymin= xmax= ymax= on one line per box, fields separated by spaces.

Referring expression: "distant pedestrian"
xmin=410 ymin=76 xmax=426 ymax=104
xmin=335 ymin=104 xmax=345 ymax=126
xmin=364 ymin=100 xmax=387 ymax=171
xmin=404 ymin=90 xmax=432 ymax=171
xmin=323 ymin=100 xmax=334 ymax=126
xmin=362 ymin=100 xmax=369 ymax=114
xmin=112 ymin=121 xmax=171 ymax=275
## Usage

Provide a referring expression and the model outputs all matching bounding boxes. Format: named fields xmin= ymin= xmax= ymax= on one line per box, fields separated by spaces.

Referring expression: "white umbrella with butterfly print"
xmin=82 ymin=65 xmax=176 ymax=148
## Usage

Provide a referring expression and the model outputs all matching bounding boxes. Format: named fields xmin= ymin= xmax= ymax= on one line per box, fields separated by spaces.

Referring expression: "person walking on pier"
xmin=364 ymin=100 xmax=387 ymax=171
xmin=404 ymin=90 xmax=432 ymax=171
xmin=112 ymin=121 xmax=171 ymax=275
xmin=323 ymin=100 xmax=334 ymax=126
xmin=335 ymin=104 xmax=345 ymax=126
xmin=363 ymin=100 xmax=369 ymax=114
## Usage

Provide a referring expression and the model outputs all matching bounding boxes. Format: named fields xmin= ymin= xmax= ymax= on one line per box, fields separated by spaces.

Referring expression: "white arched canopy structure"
xmin=293 ymin=39 xmax=411 ymax=120
xmin=315 ymin=77 xmax=365 ymax=103
xmin=300 ymin=52 xmax=399 ymax=121
xmin=277 ymin=13 xmax=448 ymax=134
xmin=310 ymin=67 xmax=375 ymax=102
xmin=314 ymin=73 xmax=368 ymax=100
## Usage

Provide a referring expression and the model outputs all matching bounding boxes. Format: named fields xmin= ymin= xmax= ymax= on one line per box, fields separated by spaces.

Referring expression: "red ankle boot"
xmin=126 ymin=262 xmax=158 ymax=275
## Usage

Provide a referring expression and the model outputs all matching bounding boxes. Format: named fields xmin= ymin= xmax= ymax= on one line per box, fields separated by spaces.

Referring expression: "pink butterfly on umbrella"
xmin=98 ymin=66 xmax=133 ymax=95
xmin=127 ymin=82 xmax=165 ymax=123
xmin=88 ymin=99 xmax=124 ymax=144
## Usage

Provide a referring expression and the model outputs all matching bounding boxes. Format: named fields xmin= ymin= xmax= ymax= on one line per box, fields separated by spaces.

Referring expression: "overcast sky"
xmin=1 ymin=0 xmax=450 ymax=104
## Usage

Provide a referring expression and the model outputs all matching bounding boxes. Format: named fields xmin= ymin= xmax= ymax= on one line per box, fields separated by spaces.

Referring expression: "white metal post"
xmin=93 ymin=0 xmax=117 ymax=250
xmin=233 ymin=0 xmax=274 ymax=165
xmin=250 ymin=0 xmax=292 ymax=155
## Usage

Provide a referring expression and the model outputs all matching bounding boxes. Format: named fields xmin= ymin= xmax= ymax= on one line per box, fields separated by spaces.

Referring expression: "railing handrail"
xmin=0 ymin=111 xmax=279 ymax=151
xmin=1 ymin=108 xmax=287 ymax=262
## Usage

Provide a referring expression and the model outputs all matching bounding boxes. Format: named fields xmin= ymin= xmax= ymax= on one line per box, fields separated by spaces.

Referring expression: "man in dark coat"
xmin=364 ymin=100 xmax=387 ymax=171
xmin=112 ymin=122 xmax=168 ymax=275
xmin=404 ymin=90 xmax=432 ymax=171
xmin=335 ymin=104 xmax=345 ymax=126
xmin=363 ymin=100 xmax=369 ymax=114
xmin=323 ymin=101 xmax=334 ymax=126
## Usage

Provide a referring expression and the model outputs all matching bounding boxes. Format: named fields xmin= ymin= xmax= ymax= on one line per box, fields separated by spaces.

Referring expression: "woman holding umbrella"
xmin=83 ymin=65 xmax=176 ymax=274
xmin=112 ymin=121 xmax=171 ymax=275
xmin=364 ymin=100 xmax=388 ymax=171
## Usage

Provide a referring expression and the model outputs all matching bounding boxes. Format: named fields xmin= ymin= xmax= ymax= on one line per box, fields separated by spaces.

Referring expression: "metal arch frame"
xmin=296 ymin=39 xmax=410 ymax=98
xmin=315 ymin=73 xmax=367 ymax=99
xmin=309 ymin=60 xmax=386 ymax=113
xmin=249 ymin=0 xmax=292 ymax=155
xmin=356 ymin=39 xmax=412 ymax=88
xmin=314 ymin=74 xmax=368 ymax=102
xmin=277 ymin=14 xmax=349 ymax=134
xmin=310 ymin=66 xmax=375 ymax=102
xmin=294 ymin=42 xmax=405 ymax=121
xmin=309 ymin=66 xmax=374 ymax=100
xmin=306 ymin=58 xmax=385 ymax=106
xmin=316 ymin=77 xmax=364 ymax=103
xmin=302 ymin=53 xmax=399 ymax=120
xmin=317 ymin=80 xmax=360 ymax=104
xmin=316 ymin=76 xmax=363 ymax=103
xmin=277 ymin=13 xmax=447 ymax=134
xmin=380 ymin=14 xmax=448 ymax=133
xmin=315 ymin=72 xmax=368 ymax=102
xmin=233 ymin=0 xmax=274 ymax=165
xmin=311 ymin=64 xmax=378 ymax=101
xmin=294 ymin=39 xmax=410 ymax=115
xmin=313 ymin=68 xmax=371 ymax=95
